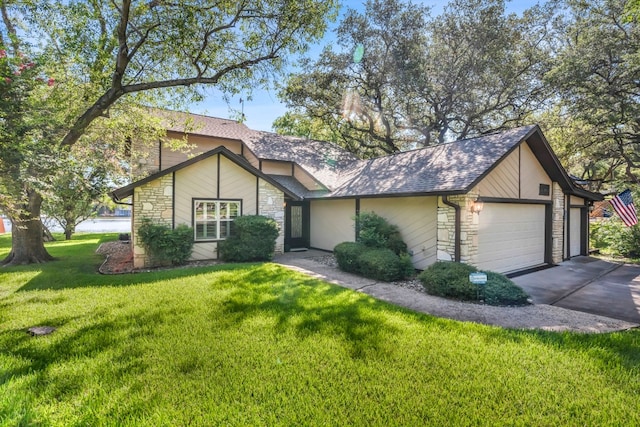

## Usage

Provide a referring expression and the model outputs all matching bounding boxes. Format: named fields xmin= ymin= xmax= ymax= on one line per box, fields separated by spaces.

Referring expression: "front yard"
xmin=1 ymin=234 xmax=639 ymax=425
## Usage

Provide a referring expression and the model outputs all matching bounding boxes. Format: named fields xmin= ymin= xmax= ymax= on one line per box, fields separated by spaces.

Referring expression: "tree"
xmin=0 ymin=0 xmax=337 ymax=265
xmin=544 ymin=0 xmax=640 ymax=189
xmin=279 ymin=0 xmax=553 ymax=157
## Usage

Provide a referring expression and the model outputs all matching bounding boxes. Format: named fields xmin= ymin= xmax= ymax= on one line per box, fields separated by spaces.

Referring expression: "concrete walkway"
xmin=274 ymin=251 xmax=638 ymax=333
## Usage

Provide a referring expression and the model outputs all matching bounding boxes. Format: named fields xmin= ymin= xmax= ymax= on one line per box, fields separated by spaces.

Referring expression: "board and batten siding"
xmin=261 ymin=160 xmax=292 ymax=176
xmin=476 ymin=142 xmax=551 ymax=201
xmin=360 ymin=197 xmax=438 ymax=270
xmin=219 ymin=156 xmax=258 ymax=215
xmin=294 ymin=165 xmax=325 ymax=191
xmin=173 ymin=153 xmax=261 ymax=260
xmin=310 ymin=199 xmax=356 ymax=251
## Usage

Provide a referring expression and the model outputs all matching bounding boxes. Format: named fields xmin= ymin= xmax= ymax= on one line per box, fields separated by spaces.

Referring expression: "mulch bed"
xmin=95 ymin=241 xmax=222 ymax=274
xmin=96 ymin=241 xmax=134 ymax=274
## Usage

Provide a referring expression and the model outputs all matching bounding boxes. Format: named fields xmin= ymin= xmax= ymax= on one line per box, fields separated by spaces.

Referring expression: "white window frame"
xmin=193 ymin=199 xmax=241 ymax=242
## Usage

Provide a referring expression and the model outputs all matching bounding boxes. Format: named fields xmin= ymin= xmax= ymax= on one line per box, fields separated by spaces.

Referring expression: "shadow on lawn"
xmin=0 ymin=306 xmax=184 ymax=423
xmin=221 ymin=266 xmax=402 ymax=359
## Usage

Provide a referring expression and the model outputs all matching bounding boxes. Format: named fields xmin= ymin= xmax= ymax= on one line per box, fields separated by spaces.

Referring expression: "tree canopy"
xmin=0 ymin=0 xmax=337 ymax=265
xmin=278 ymin=0 xmax=554 ymax=157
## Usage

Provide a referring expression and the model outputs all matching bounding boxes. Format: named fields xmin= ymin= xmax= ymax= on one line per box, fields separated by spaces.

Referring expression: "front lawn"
xmin=1 ymin=233 xmax=639 ymax=425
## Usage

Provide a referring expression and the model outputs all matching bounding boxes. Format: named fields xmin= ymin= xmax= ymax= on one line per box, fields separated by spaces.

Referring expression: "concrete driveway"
xmin=512 ymin=257 xmax=640 ymax=323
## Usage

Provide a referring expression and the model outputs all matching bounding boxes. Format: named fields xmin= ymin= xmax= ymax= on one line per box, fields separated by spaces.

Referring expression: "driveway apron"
xmin=512 ymin=257 xmax=640 ymax=323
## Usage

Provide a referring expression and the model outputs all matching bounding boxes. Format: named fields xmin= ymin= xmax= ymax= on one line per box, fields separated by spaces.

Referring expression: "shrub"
xmin=418 ymin=262 xmax=530 ymax=306
xmin=334 ymin=241 xmax=367 ymax=273
xmin=484 ymin=272 xmax=530 ymax=306
xmin=591 ymin=218 xmax=640 ymax=258
xmin=219 ymin=215 xmax=279 ymax=262
xmin=418 ymin=261 xmax=478 ymax=300
xmin=358 ymin=248 xmax=410 ymax=281
xmin=138 ymin=218 xmax=194 ymax=266
xmin=334 ymin=212 xmax=414 ymax=280
xmin=356 ymin=212 xmax=408 ymax=255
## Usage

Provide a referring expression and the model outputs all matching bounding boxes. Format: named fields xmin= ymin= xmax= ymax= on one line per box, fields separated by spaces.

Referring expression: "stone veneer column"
xmin=132 ymin=174 xmax=174 ymax=268
xmin=436 ymin=192 xmax=480 ymax=266
xmin=258 ymin=180 xmax=285 ymax=254
xmin=551 ymin=182 xmax=565 ymax=263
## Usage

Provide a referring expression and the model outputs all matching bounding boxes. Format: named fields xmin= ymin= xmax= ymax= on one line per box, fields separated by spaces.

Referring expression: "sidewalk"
xmin=274 ymin=250 xmax=638 ymax=333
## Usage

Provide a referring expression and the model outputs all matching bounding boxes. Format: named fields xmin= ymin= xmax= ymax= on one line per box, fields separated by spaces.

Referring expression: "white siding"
xmin=570 ymin=208 xmax=582 ymax=257
xmin=173 ymin=153 xmax=261 ymax=260
xmin=360 ymin=197 xmax=438 ymax=269
xmin=310 ymin=199 xmax=356 ymax=251
xmin=477 ymin=203 xmax=546 ymax=273
xmin=520 ymin=143 xmax=552 ymax=200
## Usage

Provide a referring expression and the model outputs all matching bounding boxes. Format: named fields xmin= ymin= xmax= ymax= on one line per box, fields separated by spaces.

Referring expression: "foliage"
xmin=137 ymin=218 xmax=194 ymax=266
xmin=334 ymin=241 xmax=366 ymax=273
xmin=484 ymin=272 xmax=531 ymax=306
xmin=356 ymin=211 xmax=407 ymax=255
xmin=219 ymin=215 xmax=280 ymax=262
xmin=358 ymin=248 xmax=415 ymax=282
xmin=544 ymin=0 xmax=640 ymax=189
xmin=591 ymin=218 xmax=640 ymax=258
xmin=0 ymin=0 xmax=337 ymax=265
xmin=279 ymin=0 xmax=552 ymax=157
xmin=1 ymin=234 xmax=640 ymax=425
xmin=418 ymin=262 xmax=530 ymax=306
xmin=334 ymin=212 xmax=412 ymax=281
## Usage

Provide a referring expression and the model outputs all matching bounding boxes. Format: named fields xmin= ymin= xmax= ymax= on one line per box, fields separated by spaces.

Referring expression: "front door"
xmin=285 ymin=201 xmax=309 ymax=251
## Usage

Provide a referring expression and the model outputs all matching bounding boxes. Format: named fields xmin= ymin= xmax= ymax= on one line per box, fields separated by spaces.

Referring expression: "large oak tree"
xmin=0 ymin=0 xmax=336 ymax=265
xmin=278 ymin=0 xmax=554 ymax=157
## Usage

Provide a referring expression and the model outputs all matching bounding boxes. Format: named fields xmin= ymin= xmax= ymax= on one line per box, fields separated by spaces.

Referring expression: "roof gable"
xmin=329 ymin=126 xmax=539 ymax=198
xmin=111 ymin=146 xmax=300 ymax=201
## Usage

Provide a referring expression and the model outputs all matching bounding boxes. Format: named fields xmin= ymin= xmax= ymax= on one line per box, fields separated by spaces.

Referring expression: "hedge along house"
xmin=112 ymin=112 xmax=602 ymax=274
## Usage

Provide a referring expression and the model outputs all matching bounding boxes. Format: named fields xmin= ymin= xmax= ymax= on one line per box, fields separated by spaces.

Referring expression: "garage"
xmin=477 ymin=203 xmax=547 ymax=274
xmin=569 ymin=208 xmax=582 ymax=257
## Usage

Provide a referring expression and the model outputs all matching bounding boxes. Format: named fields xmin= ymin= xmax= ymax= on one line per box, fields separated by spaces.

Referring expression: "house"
xmin=111 ymin=112 xmax=602 ymax=274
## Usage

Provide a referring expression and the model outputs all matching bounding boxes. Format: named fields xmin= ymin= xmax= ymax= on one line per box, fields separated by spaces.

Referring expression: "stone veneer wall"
xmin=258 ymin=179 xmax=285 ymax=254
xmin=551 ymin=181 xmax=565 ymax=263
xmin=436 ymin=192 xmax=480 ymax=266
xmin=132 ymin=174 xmax=173 ymax=268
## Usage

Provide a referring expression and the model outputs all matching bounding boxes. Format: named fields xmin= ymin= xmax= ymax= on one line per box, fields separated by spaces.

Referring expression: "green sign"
xmin=469 ymin=272 xmax=487 ymax=285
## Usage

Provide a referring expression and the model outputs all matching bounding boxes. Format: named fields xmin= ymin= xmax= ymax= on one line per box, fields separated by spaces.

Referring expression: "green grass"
xmin=1 ymin=233 xmax=640 ymax=426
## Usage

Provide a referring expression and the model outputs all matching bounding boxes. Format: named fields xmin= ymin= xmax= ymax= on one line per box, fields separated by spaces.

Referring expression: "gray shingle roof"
xmin=328 ymin=126 xmax=538 ymax=198
xmin=243 ymin=131 xmax=359 ymax=190
xmin=156 ymin=110 xmax=254 ymax=141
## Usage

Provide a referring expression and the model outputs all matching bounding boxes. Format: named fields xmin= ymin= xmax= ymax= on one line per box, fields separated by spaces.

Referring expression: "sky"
xmin=189 ymin=0 xmax=539 ymax=132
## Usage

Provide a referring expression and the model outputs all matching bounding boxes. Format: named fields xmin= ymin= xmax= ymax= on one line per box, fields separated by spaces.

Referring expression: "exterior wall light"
xmin=469 ymin=197 xmax=484 ymax=214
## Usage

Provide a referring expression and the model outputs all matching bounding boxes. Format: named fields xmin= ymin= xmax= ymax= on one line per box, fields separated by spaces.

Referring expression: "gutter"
xmin=442 ymin=195 xmax=461 ymax=262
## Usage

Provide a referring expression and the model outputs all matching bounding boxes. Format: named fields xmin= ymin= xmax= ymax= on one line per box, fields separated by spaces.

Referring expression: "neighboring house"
xmin=111 ymin=112 xmax=602 ymax=274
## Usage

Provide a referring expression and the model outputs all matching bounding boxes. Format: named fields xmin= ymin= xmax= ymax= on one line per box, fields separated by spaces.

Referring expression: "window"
xmin=194 ymin=200 xmax=240 ymax=241
xmin=539 ymin=184 xmax=550 ymax=196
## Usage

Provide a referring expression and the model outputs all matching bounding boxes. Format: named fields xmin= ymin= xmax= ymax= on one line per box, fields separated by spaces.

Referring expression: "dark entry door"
xmin=285 ymin=201 xmax=309 ymax=251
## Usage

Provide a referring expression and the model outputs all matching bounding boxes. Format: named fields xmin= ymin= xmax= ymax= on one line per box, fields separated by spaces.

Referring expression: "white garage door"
xmin=477 ymin=203 xmax=546 ymax=273
xmin=569 ymin=208 xmax=582 ymax=257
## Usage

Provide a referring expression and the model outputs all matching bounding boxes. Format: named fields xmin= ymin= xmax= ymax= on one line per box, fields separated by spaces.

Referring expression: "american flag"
xmin=610 ymin=189 xmax=638 ymax=227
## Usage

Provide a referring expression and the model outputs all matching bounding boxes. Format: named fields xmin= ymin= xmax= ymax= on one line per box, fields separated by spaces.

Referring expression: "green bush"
xmin=334 ymin=243 xmax=414 ymax=281
xmin=418 ymin=262 xmax=530 ymax=306
xmin=334 ymin=242 xmax=367 ymax=273
xmin=591 ymin=218 xmax=640 ymax=258
xmin=334 ymin=212 xmax=414 ymax=280
xmin=418 ymin=261 xmax=478 ymax=300
xmin=484 ymin=272 xmax=530 ymax=306
xmin=356 ymin=212 xmax=408 ymax=255
xmin=138 ymin=218 xmax=194 ymax=266
xmin=358 ymin=248 xmax=412 ymax=281
xmin=219 ymin=215 xmax=279 ymax=262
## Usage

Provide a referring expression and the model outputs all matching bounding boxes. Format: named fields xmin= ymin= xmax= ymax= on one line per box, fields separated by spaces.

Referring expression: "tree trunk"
xmin=1 ymin=191 xmax=55 ymax=266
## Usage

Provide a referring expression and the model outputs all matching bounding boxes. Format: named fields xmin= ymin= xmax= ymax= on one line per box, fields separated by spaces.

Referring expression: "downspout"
xmin=442 ymin=195 xmax=461 ymax=262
